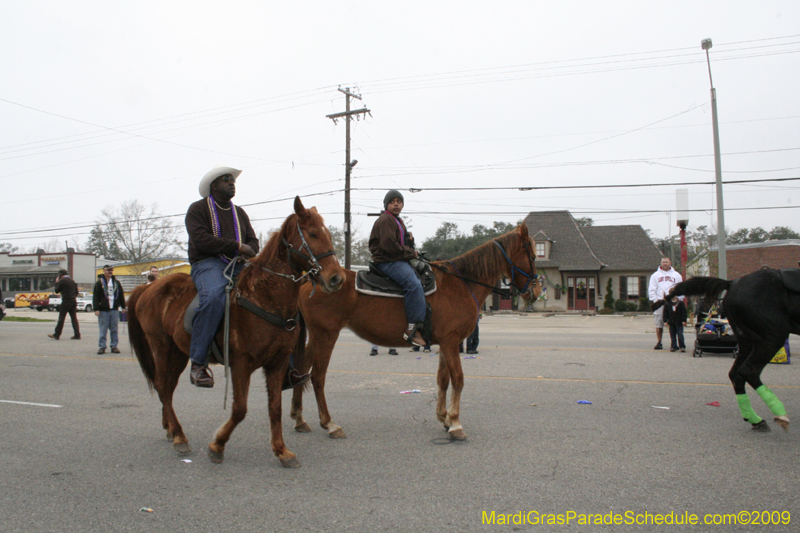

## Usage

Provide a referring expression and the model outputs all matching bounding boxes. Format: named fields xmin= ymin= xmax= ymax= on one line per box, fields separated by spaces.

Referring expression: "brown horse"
xmin=127 ymin=197 xmax=345 ymax=467
xmin=290 ymin=223 xmax=541 ymax=441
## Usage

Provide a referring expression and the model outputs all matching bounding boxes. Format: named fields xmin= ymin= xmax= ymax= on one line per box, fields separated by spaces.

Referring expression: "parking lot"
xmin=1 ymin=311 xmax=798 ymax=532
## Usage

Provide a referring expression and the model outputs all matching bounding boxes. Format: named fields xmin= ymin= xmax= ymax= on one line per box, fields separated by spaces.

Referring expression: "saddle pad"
xmin=779 ymin=269 xmax=800 ymax=294
xmin=355 ymin=269 xmax=437 ymax=298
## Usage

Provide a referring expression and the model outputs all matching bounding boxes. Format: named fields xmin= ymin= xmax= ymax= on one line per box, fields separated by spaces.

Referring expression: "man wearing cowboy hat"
xmin=185 ymin=166 xmax=259 ymax=387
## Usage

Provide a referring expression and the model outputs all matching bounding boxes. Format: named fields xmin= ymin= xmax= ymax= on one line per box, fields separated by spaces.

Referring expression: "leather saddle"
xmin=779 ymin=268 xmax=800 ymax=293
xmin=356 ymin=260 xmax=437 ymax=298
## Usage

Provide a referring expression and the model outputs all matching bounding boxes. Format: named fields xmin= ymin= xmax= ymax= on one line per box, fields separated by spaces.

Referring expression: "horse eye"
xmin=309 ymin=233 xmax=318 ymax=239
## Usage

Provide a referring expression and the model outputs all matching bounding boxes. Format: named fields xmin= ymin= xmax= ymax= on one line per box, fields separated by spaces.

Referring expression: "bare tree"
xmin=92 ymin=200 xmax=181 ymax=262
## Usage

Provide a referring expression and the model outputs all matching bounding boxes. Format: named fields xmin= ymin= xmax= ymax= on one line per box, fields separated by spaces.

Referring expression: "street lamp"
xmin=702 ymin=38 xmax=727 ymax=279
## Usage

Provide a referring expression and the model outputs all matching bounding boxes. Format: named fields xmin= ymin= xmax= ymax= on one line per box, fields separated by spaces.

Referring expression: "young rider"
xmin=368 ymin=190 xmax=426 ymax=347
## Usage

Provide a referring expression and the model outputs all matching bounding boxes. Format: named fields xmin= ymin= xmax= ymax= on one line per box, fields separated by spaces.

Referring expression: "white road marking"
xmin=0 ymin=399 xmax=63 ymax=408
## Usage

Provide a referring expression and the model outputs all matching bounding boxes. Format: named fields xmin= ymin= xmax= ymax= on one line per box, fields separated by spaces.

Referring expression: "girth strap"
xmin=236 ymin=294 xmax=298 ymax=331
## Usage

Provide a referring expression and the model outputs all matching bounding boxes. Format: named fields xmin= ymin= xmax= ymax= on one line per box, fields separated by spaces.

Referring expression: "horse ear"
xmin=518 ymin=223 xmax=529 ymax=237
xmin=294 ymin=196 xmax=308 ymax=218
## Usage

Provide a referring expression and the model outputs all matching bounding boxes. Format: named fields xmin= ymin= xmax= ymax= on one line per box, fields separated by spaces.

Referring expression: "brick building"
xmin=708 ymin=240 xmax=800 ymax=278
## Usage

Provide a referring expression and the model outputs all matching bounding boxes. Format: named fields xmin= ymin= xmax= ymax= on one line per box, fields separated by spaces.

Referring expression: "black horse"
xmin=669 ymin=268 xmax=800 ymax=432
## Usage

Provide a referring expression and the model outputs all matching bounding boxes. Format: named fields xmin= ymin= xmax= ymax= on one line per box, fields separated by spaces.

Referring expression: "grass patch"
xmin=2 ymin=316 xmax=54 ymax=323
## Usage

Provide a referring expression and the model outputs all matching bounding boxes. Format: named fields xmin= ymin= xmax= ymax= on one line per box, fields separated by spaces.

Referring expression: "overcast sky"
xmin=2 ymin=1 xmax=799 ymax=253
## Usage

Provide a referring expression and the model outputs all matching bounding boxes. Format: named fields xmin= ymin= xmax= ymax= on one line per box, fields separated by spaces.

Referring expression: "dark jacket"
xmin=369 ymin=211 xmax=416 ymax=263
xmin=54 ymin=276 xmax=79 ymax=302
xmin=185 ymin=198 xmax=259 ymax=264
xmin=664 ymin=299 xmax=687 ymax=326
xmin=92 ymin=274 xmax=126 ymax=311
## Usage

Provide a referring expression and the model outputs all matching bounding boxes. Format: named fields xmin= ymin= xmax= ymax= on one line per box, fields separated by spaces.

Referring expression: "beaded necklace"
xmin=207 ymin=196 xmax=241 ymax=264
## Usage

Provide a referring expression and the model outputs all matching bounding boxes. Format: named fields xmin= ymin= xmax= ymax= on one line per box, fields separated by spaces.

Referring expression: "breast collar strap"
xmin=236 ymin=290 xmax=298 ymax=331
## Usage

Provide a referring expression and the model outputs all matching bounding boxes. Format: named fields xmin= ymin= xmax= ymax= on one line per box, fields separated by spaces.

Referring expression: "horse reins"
xmin=428 ymin=239 xmax=540 ymax=299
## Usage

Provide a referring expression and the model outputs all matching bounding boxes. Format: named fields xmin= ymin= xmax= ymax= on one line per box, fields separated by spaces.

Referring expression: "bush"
xmin=638 ymin=297 xmax=651 ymax=312
xmin=597 ymin=307 xmax=614 ymax=315
xmin=604 ymin=278 xmax=614 ymax=309
xmin=614 ymin=299 xmax=638 ymax=312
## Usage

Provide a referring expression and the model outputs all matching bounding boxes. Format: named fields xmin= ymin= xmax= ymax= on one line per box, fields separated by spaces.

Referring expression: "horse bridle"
xmin=492 ymin=239 xmax=540 ymax=298
xmin=281 ymin=221 xmax=336 ymax=281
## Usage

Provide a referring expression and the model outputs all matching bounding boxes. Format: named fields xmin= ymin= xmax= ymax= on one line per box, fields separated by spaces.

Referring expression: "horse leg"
xmin=266 ymin=365 xmax=300 ymax=468
xmin=436 ymin=353 xmax=451 ymax=426
xmin=306 ymin=330 xmax=345 ymax=438
xmin=439 ymin=342 xmax=466 ymax=440
xmin=154 ymin=346 xmax=190 ymax=454
xmin=738 ymin=337 xmax=789 ymax=432
xmin=207 ymin=367 xmax=251 ymax=464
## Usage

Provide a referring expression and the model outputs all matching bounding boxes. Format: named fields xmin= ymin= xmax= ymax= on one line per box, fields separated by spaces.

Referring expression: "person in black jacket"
xmin=92 ymin=265 xmax=126 ymax=354
xmin=48 ymin=269 xmax=80 ymax=340
xmin=664 ymin=295 xmax=688 ymax=352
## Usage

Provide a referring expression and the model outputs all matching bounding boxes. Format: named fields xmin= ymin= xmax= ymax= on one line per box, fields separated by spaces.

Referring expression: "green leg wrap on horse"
xmin=737 ymin=394 xmax=763 ymax=425
xmin=755 ymin=385 xmax=787 ymax=417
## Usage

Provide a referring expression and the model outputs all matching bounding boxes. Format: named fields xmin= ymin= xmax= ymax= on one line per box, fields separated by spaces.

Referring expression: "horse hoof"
xmin=328 ymin=427 xmax=346 ymax=439
xmin=294 ymin=422 xmax=312 ymax=433
xmin=280 ymin=456 xmax=301 ymax=468
xmin=774 ymin=416 xmax=790 ymax=431
xmin=173 ymin=442 xmax=191 ymax=455
xmin=207 ymin=447 xmax=224 ymax=463
xmin=449 ymin=428 xmax=467 ymax=440
xmin=751 ymin=420 xmax=771 ymax=432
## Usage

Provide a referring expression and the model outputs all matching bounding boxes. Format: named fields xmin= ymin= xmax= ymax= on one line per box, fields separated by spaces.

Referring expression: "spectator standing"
xmin=48 ymin=269 xmax=80 ymax=340
xmin=664 ymin=296 xmax=688 ymax=352
xmin=147 ymin=266 xmax=159 ymax=284
xmin=466 ymin=312 xmax=482 ymax=354
xmin=648 ymin=257 xmax=682 ymax=350
xmin=93 ymin=265 xmax=126 ymax=354
xmin=370 ymin=344 xmax=398 ymax=356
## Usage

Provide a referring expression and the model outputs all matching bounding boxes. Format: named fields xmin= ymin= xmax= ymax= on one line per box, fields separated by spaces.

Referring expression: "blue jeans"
xmin=668 ymin=323 xmax=685 ymax=350
xmin=190 ymin=257 xmax=243 ymax=365
xmin=97 ymin=309 xmax=119 ymax=349
xmin=466 ymin=320 xmax=480 ymax=352
xmin=375 ymin=260 xmax=426 ymax=324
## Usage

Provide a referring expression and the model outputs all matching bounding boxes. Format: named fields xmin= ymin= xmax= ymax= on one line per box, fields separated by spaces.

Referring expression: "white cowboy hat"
xmin=198 ymin=165 xmax=242 ymax=198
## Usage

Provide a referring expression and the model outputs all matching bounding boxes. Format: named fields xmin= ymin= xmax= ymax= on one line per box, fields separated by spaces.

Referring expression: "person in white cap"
xmin=185 ymin=166 xmax=259 ymax=387
xmin=648 ymin=256 xmax=683 ymax=350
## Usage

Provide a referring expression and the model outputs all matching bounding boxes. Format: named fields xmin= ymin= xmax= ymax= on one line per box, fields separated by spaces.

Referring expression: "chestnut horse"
xmin=290 ymin=223 xmax=541 ymax=441
xmin=127 ymin=197 xmax=345 ymax=467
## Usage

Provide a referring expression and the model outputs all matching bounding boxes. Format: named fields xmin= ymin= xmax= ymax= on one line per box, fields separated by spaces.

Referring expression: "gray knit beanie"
xmin=383 ymin=189 xmax=404 ymax=210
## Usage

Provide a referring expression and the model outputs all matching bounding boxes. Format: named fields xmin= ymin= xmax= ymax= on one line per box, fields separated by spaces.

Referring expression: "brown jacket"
xmin=186 ymin=198 xmax=259 ymax=264
xmin=54 ymin=276 xmax=79 ymax=302
xmin=369 ymin=211 xmax=415 ymax=263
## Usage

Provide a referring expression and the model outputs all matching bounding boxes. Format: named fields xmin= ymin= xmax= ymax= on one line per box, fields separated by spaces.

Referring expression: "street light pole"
xmin=702 ymin=38 xmax=727 ymax=279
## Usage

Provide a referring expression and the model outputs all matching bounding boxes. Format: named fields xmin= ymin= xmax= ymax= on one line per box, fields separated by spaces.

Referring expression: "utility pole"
xmin=702 ymin=38 xmax=727 ymax=279
xmin=326 ymin=87 xmax=370 ymax=269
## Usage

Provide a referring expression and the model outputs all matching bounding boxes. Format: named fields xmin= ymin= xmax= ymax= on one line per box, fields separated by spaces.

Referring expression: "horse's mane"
xmin=236 ymin=212 xmax=299 ymax=287
xmin=442 ymin=228 xmax=519 ymax=280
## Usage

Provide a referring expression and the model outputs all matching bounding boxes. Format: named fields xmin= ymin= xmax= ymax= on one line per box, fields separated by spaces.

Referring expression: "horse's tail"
xmin=127 ymin=285 xmax=156 ymax=392
xmin=670 ymin=276 xmax=732 ymax=301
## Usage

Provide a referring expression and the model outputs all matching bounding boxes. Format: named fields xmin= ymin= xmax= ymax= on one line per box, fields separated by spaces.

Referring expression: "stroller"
xmin=692 ymin=299 xmax=738 ymax=358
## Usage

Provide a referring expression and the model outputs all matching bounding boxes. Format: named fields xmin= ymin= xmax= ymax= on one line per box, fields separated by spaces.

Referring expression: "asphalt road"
xmin=1 ymin=310 xmax=799 ymax=532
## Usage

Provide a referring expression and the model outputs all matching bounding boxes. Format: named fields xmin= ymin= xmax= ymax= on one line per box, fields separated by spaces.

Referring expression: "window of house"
xmin=535 ymin=242 xmax=545 ymax=257
xmin=626 ymin=276 xmax=639 ymax=298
